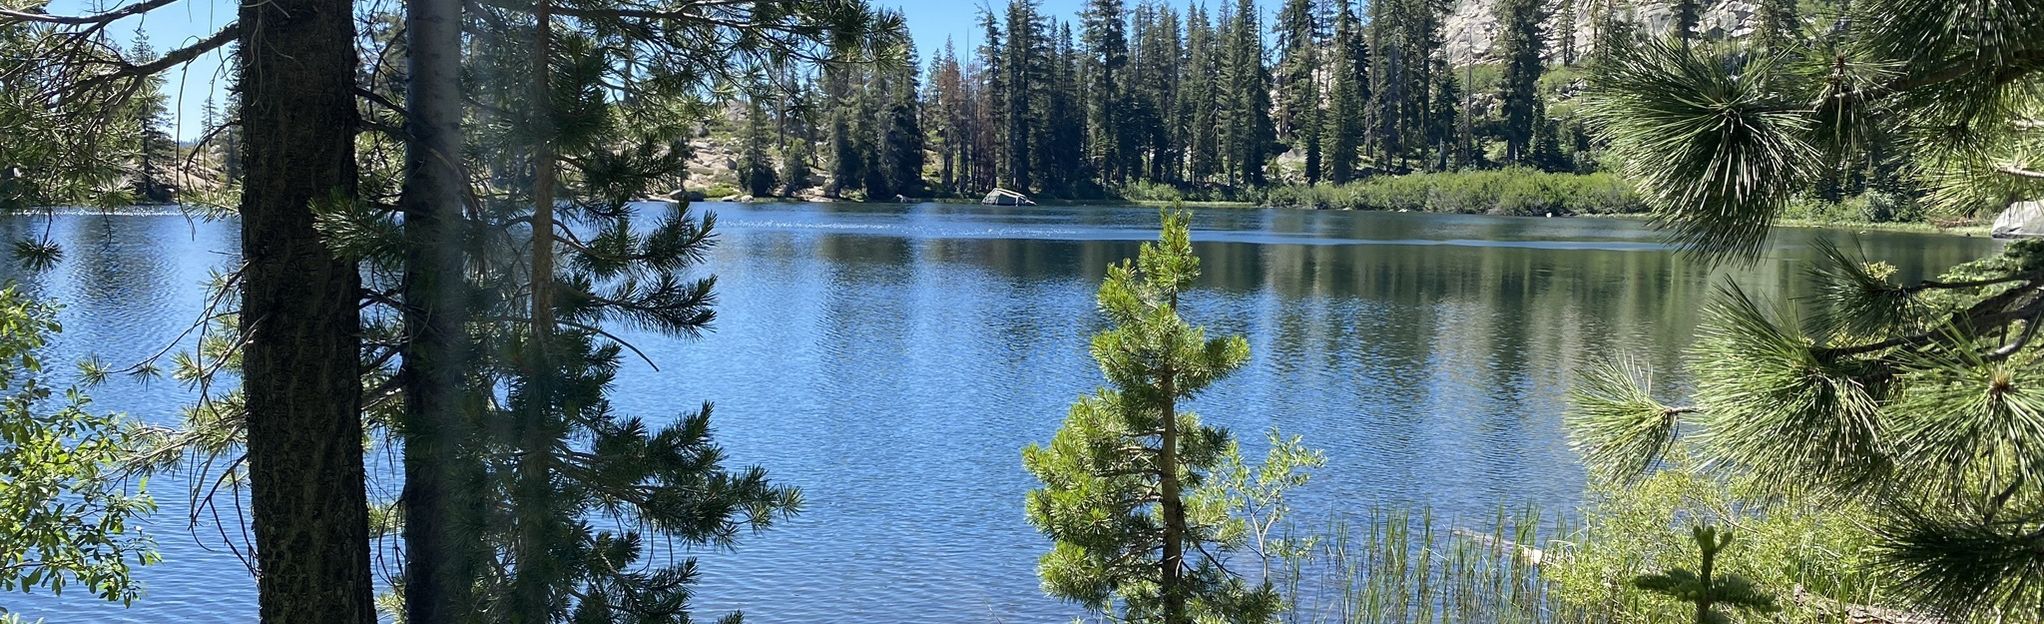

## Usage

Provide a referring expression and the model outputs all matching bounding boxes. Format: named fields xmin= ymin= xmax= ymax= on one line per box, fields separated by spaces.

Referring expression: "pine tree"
xmin=827 ymin=63 xmax=865 ymax=197
xmin=1002 ymin=0 xmax=1046 ymax=191
xmin=0 ymin=17 xmax=167 ymax=219
xmin=1528 ymin=95 xmax=1568 ymax=171
xmin=852 ymin=62 xmax=889 ymax=196
xmin=1024 ymin=210 xmax=1279 ymax=624
xmin=1181 ymin=3 xmax=1222 ymax=184
xmin=237 ymin=0 xmax=379 ymax=613
xmin=1427 ymin=60 xmax=1460 ymax=171
xmin=124 ymin=34 xmax=176 ymax=203
xmin=1223 ymin=0 xmax=1272 ymax=186
xmin=879 ymin=39 xmax=926 ymax=198
xmin=1365 ymin=0 xmax=1400 ymax=167
xmin=1588 ymin=0 xmax=1635 ymax=64
xmin=1396 ymin=0 xmax=1444 ymax=168
xmin=1126 ymin=2 xmax=1180 ymax=182
xmin=1082 ymin=0 xmax=1128 ymax=184
xmin=411 ymin=0 xmax=898 ymax=619
xmin=978 ymin=8 xmax=1009 ymax=188
xmin=1043 ymin=21 xmax=1088 ymax=194
xmin=1671 ymin=0 xmax=1699 ymax=41
xmin=1273 ymin=0 xmax=1321 ymax=183
xmin=1496 ymin=0 xmax=1544 ymax=165
xmin=929 ymin=39 xmax=968 ymax=193
xmin=1556 ymin=0 xmax=1579 ymax=65
xmin=782 ymin=133 xmax=815 ymax=196
xmin=741 ymin=86 xmax=779 ymax=197
xmin=1630 ymin=526 xmax=1781 ymax=624
xmin=781 ymin=73 xmax=818 ymax=196
xmin=1752 ymin=0 xmax=1799 ymax=51
xmin=1324 ymin=0 xmax=1367 ymax=182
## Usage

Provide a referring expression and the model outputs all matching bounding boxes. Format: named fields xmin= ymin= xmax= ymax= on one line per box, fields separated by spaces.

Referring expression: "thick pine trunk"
xmin=236 ymin=0 xmax=375 ymax=618
xmin=398 ymin=0 xmax=479 ymax=617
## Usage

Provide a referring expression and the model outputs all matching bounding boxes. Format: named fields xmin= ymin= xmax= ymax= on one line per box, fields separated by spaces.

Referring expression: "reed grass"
xmin=1276 ymin=505 xmax=1595 ymax=624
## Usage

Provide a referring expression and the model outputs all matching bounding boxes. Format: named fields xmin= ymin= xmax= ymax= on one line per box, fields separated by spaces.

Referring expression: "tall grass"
xmin=1279 ymin=506 xmax=1591 ymax=624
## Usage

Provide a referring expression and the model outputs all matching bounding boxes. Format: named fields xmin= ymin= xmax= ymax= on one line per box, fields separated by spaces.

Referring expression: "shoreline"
xmin=39 ymin=199 xmax=1990 ymax=239
xmin=1107 ymin=199 xmax=1994 ymax=237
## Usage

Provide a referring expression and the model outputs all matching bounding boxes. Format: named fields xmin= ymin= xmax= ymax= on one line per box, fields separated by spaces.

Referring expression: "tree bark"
xmin=236 ymin=0 xmax=375 ymax=617
xmin=509 ymin=2 xmax=559 ymax=618
xmin=398 ymin=0 xmax=480 ymax=617
xmin=1159 ymin=362 xmax=1185 ymax=624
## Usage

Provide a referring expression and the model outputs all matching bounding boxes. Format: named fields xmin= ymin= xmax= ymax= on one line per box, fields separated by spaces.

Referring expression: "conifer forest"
xmin=2 ymin=0 xmax=2043 ymax=622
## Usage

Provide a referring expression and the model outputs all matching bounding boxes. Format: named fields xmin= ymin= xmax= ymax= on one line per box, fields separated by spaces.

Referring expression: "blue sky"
xmin=53 ymin=0 xmax=1279 ymax=140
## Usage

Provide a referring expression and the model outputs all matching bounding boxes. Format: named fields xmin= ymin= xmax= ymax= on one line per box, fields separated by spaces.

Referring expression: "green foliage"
xmin=1547 ymin=459 xmax=1886 ymax=624
xmin=1583 ymin=38 xmax=1816 ymax=260
xmin=1493 ymin=0 xmax=1543 ymax=166
xmin=1568 ymin=238 xmax=2044 ymax=620
xmin=1257 ymin=170 xmax=1643 ymax=215
xmin=1221 ymin=0 xmax=1273 ymax=187
xmin=1321 ymin=0 xmax=1368 ymax=184
xmin=1628 ymin=525 xmax=1780 ymax=624
xmin=1565 ymin=358 xmax=1679 ymax=482
xmin=1023 ymin=210 xmax=1276 ymax=624
xmin=1202 ymin=429 xmax=1325 ymax=582
xmin=1271 ymin=0 xmax=1320 ymax=182
xmin=1689 ymin=283 xmax=1890 ymax=489
xmin=0 ymin=19 xmax=162 ymax=267
xmin=1295 ymin=506 xmax=1575 ymax=624
xmin=1779 ymin=191 xmax=1929 ymax=225
xmin=0 ymin=286 xmax=156 ymax=609
xmin=122 ymin=35 xmax=177 ymax=205
xmin=1583 ymin=0 xmax=2043 ymax=258
xmin=739 ymin=90 xmax=778 ymax=198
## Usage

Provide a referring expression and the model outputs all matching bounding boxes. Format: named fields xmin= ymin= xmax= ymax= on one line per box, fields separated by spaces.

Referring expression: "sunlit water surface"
xmin=0 ymin=203 xmax=2000 ymax=622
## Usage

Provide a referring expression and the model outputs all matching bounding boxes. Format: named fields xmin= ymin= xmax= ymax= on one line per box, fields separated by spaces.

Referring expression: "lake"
xmin=0 ymin=203 xmax=2000 ymax=622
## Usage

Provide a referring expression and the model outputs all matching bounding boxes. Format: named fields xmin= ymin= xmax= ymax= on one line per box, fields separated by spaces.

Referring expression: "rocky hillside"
xmin=1445 ymin=0 xmax=1782 ymax=65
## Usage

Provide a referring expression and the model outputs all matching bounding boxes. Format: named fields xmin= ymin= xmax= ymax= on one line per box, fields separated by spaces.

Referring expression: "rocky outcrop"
xmin=1444 ymin=0 xmax=1772 ymax=66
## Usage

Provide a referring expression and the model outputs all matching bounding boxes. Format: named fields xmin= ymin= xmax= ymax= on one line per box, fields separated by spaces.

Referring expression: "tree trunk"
xmin=398 ymin=0 xmax=480 ymax=617
xmin=236 ymin=0 xmax=375 ymax=618
xmin=1159 ymin=363 xmax=1186 ymax=624
xmin=509 ymin=2 xmax=559 ymax=618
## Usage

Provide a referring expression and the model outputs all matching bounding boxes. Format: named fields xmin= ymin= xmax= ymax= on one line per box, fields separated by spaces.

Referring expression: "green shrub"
xmin=698 ymin=183 xmax=741 ymax=199
xmin=1259 ymin=169 xmax=1644 ymax=216
xmin=1861 ymin=189 xmax=1923 ymax=223
xmin=1546 ymin=454 xmax=1899 ymax=624
xmin=1117 ymin=180 xmax=1185 ymax=202
xmin=1781 ymin=196 xmax=1868 ymax=223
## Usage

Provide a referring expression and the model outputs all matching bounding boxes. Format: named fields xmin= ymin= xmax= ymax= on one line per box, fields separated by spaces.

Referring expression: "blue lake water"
xmin=0 ymin=203 xmax=2000 ymax=622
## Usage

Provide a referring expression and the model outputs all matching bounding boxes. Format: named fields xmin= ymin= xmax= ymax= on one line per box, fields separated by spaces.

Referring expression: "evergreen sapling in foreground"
xmin=1024 ymin=210 xmax=1278 ymax=624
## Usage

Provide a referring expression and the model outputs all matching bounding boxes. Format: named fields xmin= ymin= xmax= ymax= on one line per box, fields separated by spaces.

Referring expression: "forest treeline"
xmin=52 ymin=0 xmax=1932 ymax=223
xmin=729 ymin=0 xmax=1895 ymax=214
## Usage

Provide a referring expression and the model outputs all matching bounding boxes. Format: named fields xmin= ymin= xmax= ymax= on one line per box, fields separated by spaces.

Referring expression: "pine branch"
xmin=1998 ymin=166 xmax=2044 ymax=181
xmin=1815 ymin=284 xmax=2044 ymax=359
xmin=0 ymin=0 xmax=187 ymax=25
xmin=80 ymin=24 xmax=240 ymax=88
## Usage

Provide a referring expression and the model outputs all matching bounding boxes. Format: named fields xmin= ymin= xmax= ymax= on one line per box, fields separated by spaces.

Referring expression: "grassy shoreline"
xmin=731 ymin=194 xmax=1991 ymax=238
xmin=1575 ymin=211 xmax=1990 ymax=237
xmin=1114 ymin=199 xmax=1991 ymax=237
